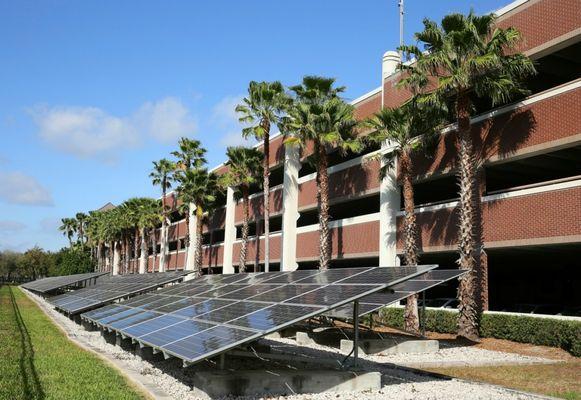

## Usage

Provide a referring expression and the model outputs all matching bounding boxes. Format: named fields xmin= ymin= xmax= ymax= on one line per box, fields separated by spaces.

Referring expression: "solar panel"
xmin=325 ymin=269 xmax=466 ymax=319
xmin=21 ymin=272 xmax=108 ymax=294
xmin=82 ymin=265 xmax=438 ymax=366
xmin=49 ymin=271 xmax=190 ymax=315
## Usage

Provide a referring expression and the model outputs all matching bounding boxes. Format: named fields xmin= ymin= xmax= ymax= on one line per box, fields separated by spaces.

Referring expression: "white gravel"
xmin=26 ymin=290 xmax=553 ymax=400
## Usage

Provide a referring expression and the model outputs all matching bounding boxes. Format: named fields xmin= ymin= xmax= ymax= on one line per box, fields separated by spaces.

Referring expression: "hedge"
xmin=377 ymin=307 xmax=581 ymax=357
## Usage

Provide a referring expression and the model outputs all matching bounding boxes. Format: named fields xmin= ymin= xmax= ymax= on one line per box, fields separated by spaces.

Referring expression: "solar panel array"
xmin=21 ymin=271 xmax=109 ymax=294
xmin=82 ymin=265 xmax=436 ymax=365
xmin=325 ymin=269 xmax=466 ymax=319
xmin=50 ymin=271 xmax=190 ymax=315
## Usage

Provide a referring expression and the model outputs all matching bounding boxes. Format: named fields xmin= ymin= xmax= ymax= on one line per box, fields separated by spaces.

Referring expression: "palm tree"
xmin=402 ymin=12 xmax=535 ymax=340
xmin=236 ymin=81 xmax=290 ymax=272
xmin=150 ymin=159 xmax=176 ymax=272
xmin=101 ymin=208 xmax=124 ymax=275
xmin=121 ymin=198 xmax=161 ymax=274
xmin=59 ymin=218 xmax=77 ymax=247
xmin=75 ymin=212 xmax=88 ymax=245
xmin=86 ymin=211 xmax=105 ymax=271
xmin=176 ymin=168 xmax=219 ymax=277
xmin=172 ymin=138 xmax=207 ymax=271
xmin=222 ymin=146 xmax=263 ymax=272
xmin=283 ymin=76 xmax=362 ymax=270
xmin=366 ymin=99 xmax=445 ymax=334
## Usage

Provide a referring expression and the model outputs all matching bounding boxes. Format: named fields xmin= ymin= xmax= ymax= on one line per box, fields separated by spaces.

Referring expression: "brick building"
xmin=125 ymin=0 xmax=580 ymax=313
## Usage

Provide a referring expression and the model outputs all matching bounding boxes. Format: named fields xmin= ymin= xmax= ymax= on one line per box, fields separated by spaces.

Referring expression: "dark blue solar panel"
xmin=139 ymin=319 xmax=217 ymax=348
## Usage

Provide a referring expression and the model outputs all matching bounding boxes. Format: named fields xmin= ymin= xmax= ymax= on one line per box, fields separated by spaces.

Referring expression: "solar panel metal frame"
xmin=21 ymin=272 xmax=109 ymax=294
xmin=82 ymin=265 xmax=438 ymax=366
xmin=324 ymin=269 xmax=467 ymax=319
xmin=51 ymin=271 xmax=191 ymax=315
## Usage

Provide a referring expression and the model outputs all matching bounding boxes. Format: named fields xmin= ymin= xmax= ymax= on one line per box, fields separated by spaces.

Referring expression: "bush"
xmin=53 ymin=246 xmax=95 ymax=276
xmin=377 ymin=307 xmax=581 ymax=357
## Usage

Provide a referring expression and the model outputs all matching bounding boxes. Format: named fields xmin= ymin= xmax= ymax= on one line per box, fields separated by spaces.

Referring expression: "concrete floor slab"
xmin=193 ymin=369 xmax=381 ymax=397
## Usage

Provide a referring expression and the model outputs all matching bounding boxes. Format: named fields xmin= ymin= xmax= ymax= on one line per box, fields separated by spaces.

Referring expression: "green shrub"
xmin=377 ymin=307 xmax=581 ymax=357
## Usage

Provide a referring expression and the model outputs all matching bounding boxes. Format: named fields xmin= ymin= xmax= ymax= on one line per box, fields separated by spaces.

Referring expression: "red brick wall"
xmin=234 ymin=187 xmax=284 ymax=224
xmin=497 ymin=0 xmax=581 ymax=54
xmin=231 ymin=235 xmax=282 ymax=264
xmin=296 ymin=221 xmax=380 ymax=260
xmin=383 ymin=0 xmax=581 ymax=109
xmin=397 ymin=186 xmax=581 ymax=250
xmin=354 ymin=92 xmax=382 ymax=121
xmin=298 ymin=159 xmax=381 ymax=209
xmin=202 ymin=245 xmax=224 ymax=267
xmin=412 ymin=86 xmax=581 ymax=178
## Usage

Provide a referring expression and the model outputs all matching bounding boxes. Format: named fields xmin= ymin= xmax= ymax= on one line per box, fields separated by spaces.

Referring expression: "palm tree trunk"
xmin=316 ymin=142 xmax=331 ymax=271
xmin=262 ymin=124 xmax=270 ymax=272
xmin=112 ymin=241 xmax=120 ymax=275
xmin=150 ymin=228 xmax=157 ymax=273
xmin=456 ymin=92 xmax=481 ymax=341
xmin=139 ymin=227 xmax=147 ymax=274
xmin=193 ymin=206 xmax=204 ymax=277
xmin=123 ymin=236 xmax=130 ymax=274
xmin=239 ymin=186 xmax=250 ymax=273
xmin=401 ymin=151 xmax=420 ymax=335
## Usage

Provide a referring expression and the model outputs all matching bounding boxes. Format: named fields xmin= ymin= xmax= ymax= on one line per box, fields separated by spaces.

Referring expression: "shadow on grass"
xmin=9 ymin=286 xmax=45 ymax=400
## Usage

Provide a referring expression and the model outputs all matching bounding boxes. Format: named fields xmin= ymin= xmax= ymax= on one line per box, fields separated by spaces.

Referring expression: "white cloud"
xmin=0 ymin=171 xmax=53 ymax=206
xmin=30 ymin=97 xmax=197 ymax=161
xmin=39 ymin=217 xmax=61 ymax=234
xmin=134 ymin=97 xmax=197 ymax=143
xmin=208 ymin=95 xmax=258 ymax=148
xmin=220 ymin=131 xmax=254 ymax=147
xmin=0 ymin=220 xmax=26 ymax=233
xmin=211 ymin=95 xmax=243 ymax=128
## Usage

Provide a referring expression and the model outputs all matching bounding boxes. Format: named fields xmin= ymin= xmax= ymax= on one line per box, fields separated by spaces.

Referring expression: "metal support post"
xmin=353 ymin=300 xmax=360 ymax=367
xmin=421 ymin=291 xmax=426 ymax=337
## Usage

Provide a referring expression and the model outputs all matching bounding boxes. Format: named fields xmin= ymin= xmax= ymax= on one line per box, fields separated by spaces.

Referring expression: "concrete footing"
xmin=340 ymin=338 xmax=439 ymax=355
xmin=115 ymin=335 xmax=134 ymax=351
xmin=193 ymin=370 xmax=381 ymax=397
xmin=101 ymin=329 xmax=117 ymax=345
xmin=81 ymin=319 xmax=98 ymax=332
xmin=134 ymin=344 xmax=163 ymax=362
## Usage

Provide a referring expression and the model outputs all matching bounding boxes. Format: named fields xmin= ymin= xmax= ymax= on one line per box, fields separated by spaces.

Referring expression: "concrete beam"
xmin=192 ymin=369 xmax=381 ymax=397
xmin=340 ymin=338 xmax=439 ymax=355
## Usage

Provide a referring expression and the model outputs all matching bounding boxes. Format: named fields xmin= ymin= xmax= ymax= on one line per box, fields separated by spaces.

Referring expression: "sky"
xmin=0 ymin=0 xmax=508 ymax=252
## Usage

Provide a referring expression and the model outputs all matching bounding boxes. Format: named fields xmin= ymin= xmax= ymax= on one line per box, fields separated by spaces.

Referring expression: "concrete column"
xmin=222 ymin=187 xmax=236 ymax=274
xmin=281 ymin=145 xmax=300 ymax=271
xmin=185 ymin=202 xmax=197 ymax=274
xmin=138 ymin=230 xmax=147 ymax=274
xmin=159 ymin=223 xmax=167 ymax=272
xmin=379 ymin=144 xmax=401 ymax=267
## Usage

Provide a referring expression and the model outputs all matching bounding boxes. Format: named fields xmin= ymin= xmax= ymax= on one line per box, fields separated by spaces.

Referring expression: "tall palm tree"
xmin=176 ymin=168 xmax=218 ymax=277
xmin=222 ymin=146 xmax=263 ymax=272
xmin=75 ymin=212 xmax=88 ymax=245
xmin=121 ymin=197 xmax=161 ymax=274
xmin=172 ymin=137 xmax=207 ymax=271
xmin=85 ymin=211 xmax=105 ymax=271
xmin=283 ymin=76 xmax=362 ymax=270
xmin=366 ymin=99 xmax=445 ymax=334
xmin=402 ymin=12 xmax=535 ymax=340
xmin=236 ymin=81 xmax=290 ymax=272
xmin=59 ymin=218 xmax=77 ymax=247
xmin=150 ymin=159 xmax=176 ymax=272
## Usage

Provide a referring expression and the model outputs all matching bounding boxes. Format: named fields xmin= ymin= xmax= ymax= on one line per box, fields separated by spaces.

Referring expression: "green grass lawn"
xmin=0 ymin=285 xmax=146 ymax=400
xmin=427 ymin=362 xmax=581 ymax=400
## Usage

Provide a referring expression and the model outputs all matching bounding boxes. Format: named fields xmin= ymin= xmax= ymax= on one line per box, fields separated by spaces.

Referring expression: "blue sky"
xmin=0 ymin=0 xmax=507 ymax=252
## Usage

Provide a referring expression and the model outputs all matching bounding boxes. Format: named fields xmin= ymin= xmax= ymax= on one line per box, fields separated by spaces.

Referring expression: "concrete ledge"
xmin=193 ymin=369 xmax=381 ymax=397
xmin=340 ymin=338 xmax=439 ymax=355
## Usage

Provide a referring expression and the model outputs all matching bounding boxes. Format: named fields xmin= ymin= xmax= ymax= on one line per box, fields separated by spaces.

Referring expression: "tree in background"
xmin=402 ymin=11 xmax=535 ymax=340
xmin=150 ymin=158 xmax=176 ymax=272
xmin=283 ymin=76 xmax=361 ymax=270
xmin=75 ymin=212 xmax=88 ymax=245
xmin=59 ymin=218 xmax=77 ymax=247
xmin=17 ymin=246 xmax=54 ymax=279
xmin=175 ymin=168 xmax=219 ymax=277
xmin=222 ymin=146 xmax=263 ymax=272
xmin=366 ymin=98 xmax=446 ymax=334
xmin=236 ymin=81 xmax=290 ymax=272
xmin=172 ymin=138 xmax=207 ymax=271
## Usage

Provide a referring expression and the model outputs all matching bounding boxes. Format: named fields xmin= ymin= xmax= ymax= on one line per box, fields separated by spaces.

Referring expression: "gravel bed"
xmin=26 ymin=290 xmax=551 ymax=400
